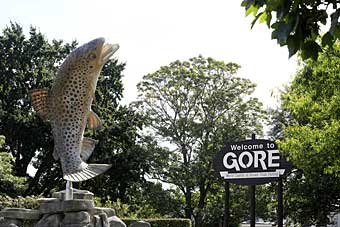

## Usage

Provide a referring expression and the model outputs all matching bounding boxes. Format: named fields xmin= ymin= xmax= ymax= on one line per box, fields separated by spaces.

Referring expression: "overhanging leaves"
xmin=242 ymin=0 xmax=340 ymax=60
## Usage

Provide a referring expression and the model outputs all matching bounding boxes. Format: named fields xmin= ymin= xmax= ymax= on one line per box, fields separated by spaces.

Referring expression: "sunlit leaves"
xmin=0 ymin=136 xmax=27 ymax=197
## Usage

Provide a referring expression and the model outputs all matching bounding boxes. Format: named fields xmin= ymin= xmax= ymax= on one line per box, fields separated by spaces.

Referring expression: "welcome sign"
xmin=213 ymin=139 xmax=292 ymax=185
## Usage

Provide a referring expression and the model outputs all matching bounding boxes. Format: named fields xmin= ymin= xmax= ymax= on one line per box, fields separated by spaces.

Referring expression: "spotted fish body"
xmin=31 ymin=38 xmax=119 ymax=182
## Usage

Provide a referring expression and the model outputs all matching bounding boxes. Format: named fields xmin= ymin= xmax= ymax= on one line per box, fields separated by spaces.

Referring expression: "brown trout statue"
xmin=31 ymin=38 xmax=119 ymax=182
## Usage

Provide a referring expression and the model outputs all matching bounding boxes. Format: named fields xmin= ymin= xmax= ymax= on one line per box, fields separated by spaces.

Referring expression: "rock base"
xmin=0 ymin=189 xmax=126 ymax=227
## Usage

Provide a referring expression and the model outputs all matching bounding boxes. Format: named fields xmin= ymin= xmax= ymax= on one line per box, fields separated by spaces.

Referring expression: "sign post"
xmin=250 ymin=134 xmax=256 ymax=227
xmin=250 ymin=185 xmax=255 ymax=227
xmin=223 ymin=181 xmax=230 ymax=227
xmin=213 ymin=136 xmax=292 ymax=227
xmin=277 ymin=178 xmax=283 ymax=227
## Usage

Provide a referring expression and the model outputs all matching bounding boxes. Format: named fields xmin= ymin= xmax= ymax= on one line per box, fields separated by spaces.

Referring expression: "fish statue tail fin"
xmin=63 ymin=163 xmax=112 ymax=182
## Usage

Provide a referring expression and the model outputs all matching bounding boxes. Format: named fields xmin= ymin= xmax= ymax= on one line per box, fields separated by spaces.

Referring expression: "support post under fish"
xmin=65 ymin=181 xmax=73 ymax=200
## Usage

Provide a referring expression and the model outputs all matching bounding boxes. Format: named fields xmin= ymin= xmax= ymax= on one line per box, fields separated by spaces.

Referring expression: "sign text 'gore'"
xmin=213 ymin=139 xmax=292 ymax=185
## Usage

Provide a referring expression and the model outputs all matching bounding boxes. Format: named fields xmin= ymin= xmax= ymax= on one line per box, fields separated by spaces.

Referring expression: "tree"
xmin=274 ymin=42 xmax=340 ymax=225
xmin=133 ymin=56 xmax=266 ymax=226
xmin=241 ymin=0 xmax=340 ymax=60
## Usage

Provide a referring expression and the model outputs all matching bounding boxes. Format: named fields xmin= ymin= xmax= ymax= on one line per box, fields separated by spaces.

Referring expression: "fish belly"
xmin=51 ymin=75 xmax=90 ymax=173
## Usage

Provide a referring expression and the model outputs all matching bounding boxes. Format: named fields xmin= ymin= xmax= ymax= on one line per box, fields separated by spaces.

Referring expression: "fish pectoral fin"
xmin=53 ymin=147 xmax=60 ymax=160
xmin=87 ymin=111 xmax=103 ymax=130
xmin=30 ymin=89 xmax=50 ymax=121
xmin=81 ymin=137 xmax=96 ymax=161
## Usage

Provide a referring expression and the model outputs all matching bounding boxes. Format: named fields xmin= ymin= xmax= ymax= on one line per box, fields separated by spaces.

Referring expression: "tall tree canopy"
xmin=0 ymin=22 xmax=158 ymax=200
xmin=242 ymin=0 xmax=340 ymax=60
xmin=133 ymin=56 xmax=266 ymax=226
xmin=275 ymin=42 xmax=340 ymax=225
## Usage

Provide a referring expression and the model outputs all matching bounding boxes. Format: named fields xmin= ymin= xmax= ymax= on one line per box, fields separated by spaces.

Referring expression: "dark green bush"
xmin=122 ymin=218 xmax=192 ymax=227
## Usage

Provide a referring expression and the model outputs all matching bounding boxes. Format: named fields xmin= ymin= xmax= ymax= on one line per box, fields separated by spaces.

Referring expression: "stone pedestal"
xmin=0 ymin=208 xmax=40 ymax=227
xmin=0 ymin=190 xmax=126 ymax=227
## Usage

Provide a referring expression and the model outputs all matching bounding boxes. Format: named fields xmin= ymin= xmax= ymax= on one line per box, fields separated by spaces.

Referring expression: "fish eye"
xmin=88 ymin=53 xmax=96 ymax=60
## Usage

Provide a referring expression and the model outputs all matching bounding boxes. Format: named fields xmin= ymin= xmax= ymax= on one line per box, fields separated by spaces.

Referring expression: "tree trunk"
xmin=184 ymin=189 xmax=192 ymax=219
xmin=193 ymin=181 xmax=211 ymax=227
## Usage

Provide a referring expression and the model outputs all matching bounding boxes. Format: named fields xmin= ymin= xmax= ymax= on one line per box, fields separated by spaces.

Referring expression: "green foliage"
xmin=125 ymin=182 xmax=184 ymax=218
xmin=199 ymin=183 xmax=243 ymax=227
xmin=0 ymin=135 xmax=27 ymax=196
xmin=191 ymin=182 xmax=275 ymax=226
xmin=199 ymin=183 xmax=275 ymax=226
xmin=122 ymin=218 xmax=192 ymax=227
xmin=276 ymin=42 xmax=340 ymax=225
xmin=242 ymin=0 xmax=340 ymax=60
xmin=0 ymin=152 xmax=27 ymax=196
xmin=280 ymin=42 xmax=340 ymax=175
xmin=94 ymin=182 xmax=184 ymax=219
xmin=95 ymin=196 xmax=161 ymax=219
xmin=0 ymin=195 xmax=40 ymax=210
xmin=133 ymin=56 xmax=266 ymax=226
xmin=284 ymin=170 xmax=340 ymax=226
xmin=0 ymin=135 xmax=4 ymax=147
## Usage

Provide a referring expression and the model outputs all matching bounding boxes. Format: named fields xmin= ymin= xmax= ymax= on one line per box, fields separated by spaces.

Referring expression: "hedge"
xmin=122 ymin=218 xmax=192 ymax=227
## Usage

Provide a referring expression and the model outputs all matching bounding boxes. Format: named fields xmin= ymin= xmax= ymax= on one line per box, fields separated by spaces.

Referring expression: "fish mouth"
xmin=98 ymin=42 xmax=119 ymax=65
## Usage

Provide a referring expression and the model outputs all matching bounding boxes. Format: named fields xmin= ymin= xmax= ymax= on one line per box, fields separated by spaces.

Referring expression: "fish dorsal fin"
xmin=30 ymin=89 xmax=50 ymax=121
xmin=81 ymin=137 xmax=96 ymax=161
xmin=87 ymin=110 xmax=103 ymax=130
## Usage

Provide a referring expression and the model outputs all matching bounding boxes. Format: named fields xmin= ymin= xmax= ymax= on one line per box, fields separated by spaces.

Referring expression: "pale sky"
xmin=0 ymin=0 xmax=298 ymax=108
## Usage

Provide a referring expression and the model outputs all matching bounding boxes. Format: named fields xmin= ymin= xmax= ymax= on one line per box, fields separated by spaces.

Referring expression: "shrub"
xmin=0 ymin=195 xmax=40 ymax=210
xmin=0 ymin=151 xmax=28 ymax=196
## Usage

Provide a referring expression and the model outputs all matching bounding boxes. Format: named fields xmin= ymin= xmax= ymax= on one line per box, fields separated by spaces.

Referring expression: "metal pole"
xmin=277 ymin=178 xmax=283 ymax=227
xmin=250 ymin=185 xmax=256 ymax=227
xmin=65 ymin=181 xmax=73 ymax=200
xmin=223 ymin=181 xmax=230 ymax=227
xmin=250 ymin=133 xmax=256 ymax=227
